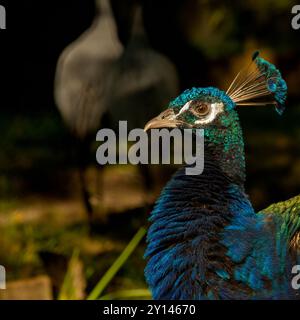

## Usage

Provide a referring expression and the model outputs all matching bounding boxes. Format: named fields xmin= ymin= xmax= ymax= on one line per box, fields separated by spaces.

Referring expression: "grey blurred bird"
xmin=54 ymin=0 xmax=123 ymax=222
xmin=55 ymin=0 xmax=123 ymax=138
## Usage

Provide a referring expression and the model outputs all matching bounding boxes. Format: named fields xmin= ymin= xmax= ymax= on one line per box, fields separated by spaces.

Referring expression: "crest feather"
xmin=226 ymin=52 xmax=287 ymax=115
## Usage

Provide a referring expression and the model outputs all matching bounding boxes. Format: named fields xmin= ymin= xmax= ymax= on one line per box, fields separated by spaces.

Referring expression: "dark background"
xmin=3 ymin=0 xmax=299 ymax=112
xmin=1 ymin=0 xmax=299 ymax=203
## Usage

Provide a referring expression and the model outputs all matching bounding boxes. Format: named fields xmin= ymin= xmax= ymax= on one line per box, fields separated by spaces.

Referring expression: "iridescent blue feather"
xmin=227 ymin=52 xmax=288 ymax=115
xmin=254 ymin=54 xmax=287 ymax=115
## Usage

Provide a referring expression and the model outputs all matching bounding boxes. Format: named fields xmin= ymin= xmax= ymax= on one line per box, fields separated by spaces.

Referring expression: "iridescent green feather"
xmin=259 ymin=195 xmax=300 ymax=252
xmin=254 ymin=54 xmax=287 ymax=115
xmin=227 ymin=52 xmax=288 ymax=115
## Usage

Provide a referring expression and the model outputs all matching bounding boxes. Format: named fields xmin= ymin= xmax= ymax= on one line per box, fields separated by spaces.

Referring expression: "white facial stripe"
xmin=194 ymin=102 xmax=224 ymax=125
xmin=176 ymin=101 xmax=192 ymax=117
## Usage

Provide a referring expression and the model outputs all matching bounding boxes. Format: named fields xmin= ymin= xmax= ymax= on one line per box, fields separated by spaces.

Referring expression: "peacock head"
xmin=144 ymin=86 xmax=237 ymax=133
xmin=144 ymin=52 xmax=287 ymax=183
xmin=145 ymin=51 xmax=287 ymax=133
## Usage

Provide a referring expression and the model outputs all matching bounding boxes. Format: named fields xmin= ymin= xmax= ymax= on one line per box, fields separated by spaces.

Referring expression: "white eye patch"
xmin=194 ymin=102 xmax=224 ymax=125
xmin=177 ymin=101 xmax=191 ymax=116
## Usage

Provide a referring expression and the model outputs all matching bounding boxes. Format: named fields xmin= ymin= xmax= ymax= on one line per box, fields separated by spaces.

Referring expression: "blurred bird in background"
xmin=144 ymin=53 xmax=300 ymax=299
xmin=54 ymin=0 xmax=123 ymax=223
xmin=106 ymin=3 xmax=179 ymax=191
xmin=55 ymin=0 xmax=180 ymax=223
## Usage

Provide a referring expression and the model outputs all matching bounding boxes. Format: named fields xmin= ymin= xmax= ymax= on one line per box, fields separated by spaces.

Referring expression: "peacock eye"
xmin=190 ymin=101 xmax=211 ymax=117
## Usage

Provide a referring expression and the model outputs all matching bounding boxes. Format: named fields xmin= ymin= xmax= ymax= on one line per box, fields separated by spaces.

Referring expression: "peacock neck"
xmin=204 ymin=110 xmax=246 ymax=188
xmin=145 ymin=148 xmax=248 ymax=299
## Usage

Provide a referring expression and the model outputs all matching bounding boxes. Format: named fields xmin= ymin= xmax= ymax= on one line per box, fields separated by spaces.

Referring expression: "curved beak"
xmin=144 ymin=108 xmax=184 ymax=132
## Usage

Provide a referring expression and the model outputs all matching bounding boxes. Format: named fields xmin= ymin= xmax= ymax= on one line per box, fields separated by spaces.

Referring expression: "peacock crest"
xmin=226 ymin=51 xmax=287 ymax=115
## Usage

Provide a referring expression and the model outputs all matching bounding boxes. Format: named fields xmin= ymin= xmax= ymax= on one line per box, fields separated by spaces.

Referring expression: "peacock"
xmin=143 ymin=52 xmax=300 ymax=299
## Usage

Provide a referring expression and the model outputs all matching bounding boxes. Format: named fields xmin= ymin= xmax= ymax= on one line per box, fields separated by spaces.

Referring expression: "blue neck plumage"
xmin=144 ymin=147 xmax=254 ymax=299
xmin=144 ymin=145 xmax=294 ymax=299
